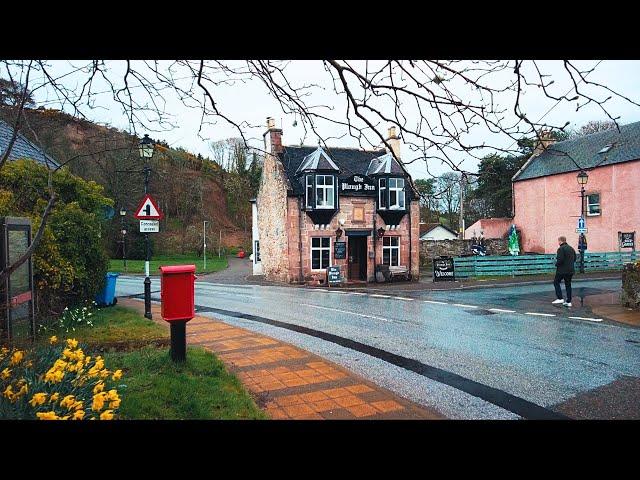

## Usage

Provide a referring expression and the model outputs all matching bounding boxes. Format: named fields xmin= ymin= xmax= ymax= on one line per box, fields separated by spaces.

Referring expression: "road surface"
xmin=115 ymin=276 xmax=640 ymax=419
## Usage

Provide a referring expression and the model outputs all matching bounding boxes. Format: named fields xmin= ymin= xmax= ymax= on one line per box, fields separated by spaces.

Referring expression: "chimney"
xmin=532 ymin=129 xmax=555 ymax=157
xmin=264 ymin=116 xmax=283 ymax=154
xmin=386 ymin=126 xmax=401 ymax=160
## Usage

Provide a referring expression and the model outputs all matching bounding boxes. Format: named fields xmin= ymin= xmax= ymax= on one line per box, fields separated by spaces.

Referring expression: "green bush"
xmin=0 ymin=159 xmax=112 ymax=323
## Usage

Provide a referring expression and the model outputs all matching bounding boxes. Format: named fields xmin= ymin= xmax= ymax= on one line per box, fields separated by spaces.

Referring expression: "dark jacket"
xmin=555 ymin=242 xmax=576 ymax=274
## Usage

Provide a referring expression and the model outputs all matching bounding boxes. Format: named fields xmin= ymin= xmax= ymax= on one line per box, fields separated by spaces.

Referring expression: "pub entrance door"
xmin=348 ymin=236 xmax=367 ymax=281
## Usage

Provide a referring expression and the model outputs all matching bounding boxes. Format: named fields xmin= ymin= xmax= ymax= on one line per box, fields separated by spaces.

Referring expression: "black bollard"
xmin=170 ymin=321 xmax=187 ymax=362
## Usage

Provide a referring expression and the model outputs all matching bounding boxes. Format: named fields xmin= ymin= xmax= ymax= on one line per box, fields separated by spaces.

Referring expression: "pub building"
xmin=253 ymin=117 xmax=420 ymax=285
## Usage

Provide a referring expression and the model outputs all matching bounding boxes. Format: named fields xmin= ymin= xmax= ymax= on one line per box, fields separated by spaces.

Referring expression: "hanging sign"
xmin=620 ymin=232 xmax=635 ymax=249
xmin=134 ymin=194 xmax=164 ymax=220
xmin=334 ymin=241 xmax=347 ymax=260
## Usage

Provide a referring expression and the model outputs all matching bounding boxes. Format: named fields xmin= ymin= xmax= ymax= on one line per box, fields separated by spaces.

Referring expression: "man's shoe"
xmin=552 ymin=299 xmax=564 ymax=304
xmin=563 ymin=302 xmax=572 ymax=307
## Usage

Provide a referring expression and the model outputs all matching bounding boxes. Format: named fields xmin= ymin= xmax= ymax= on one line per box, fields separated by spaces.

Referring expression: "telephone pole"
xmin=458 ymin=173 xmax=466 ymax=240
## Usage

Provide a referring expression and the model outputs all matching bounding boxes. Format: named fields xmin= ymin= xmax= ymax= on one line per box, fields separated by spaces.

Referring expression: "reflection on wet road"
xmin=115 ymin=277 xmax=640 ymax=419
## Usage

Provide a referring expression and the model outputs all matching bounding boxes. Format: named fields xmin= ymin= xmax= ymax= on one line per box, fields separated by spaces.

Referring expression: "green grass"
xmin=104 ymin=346 xmax=266 ymax=419
xmin=109 ymin=254 xmax=228 ymax=275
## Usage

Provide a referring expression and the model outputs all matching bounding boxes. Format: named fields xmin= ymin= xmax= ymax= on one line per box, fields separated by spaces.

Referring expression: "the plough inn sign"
xmin=340 ymin=174 xmax=376 ymax=196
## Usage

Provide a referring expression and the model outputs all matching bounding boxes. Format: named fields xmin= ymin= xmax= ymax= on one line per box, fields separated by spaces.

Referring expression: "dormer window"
xmin=305 ymin=174 xmax=338 ymax=210
xmin=378 ymin=177 xmax=405 ymax=210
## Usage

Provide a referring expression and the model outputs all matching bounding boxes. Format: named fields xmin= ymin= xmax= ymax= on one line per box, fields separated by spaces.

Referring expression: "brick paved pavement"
xmin=120 ymin=298 xmax=444 ymax=420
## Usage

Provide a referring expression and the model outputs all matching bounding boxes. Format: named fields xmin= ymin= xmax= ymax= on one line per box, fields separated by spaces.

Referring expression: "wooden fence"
xmin=452 ymin=251 xmax=639 ymax=278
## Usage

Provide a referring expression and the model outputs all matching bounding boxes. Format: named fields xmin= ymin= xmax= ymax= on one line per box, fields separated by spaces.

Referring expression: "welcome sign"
xmin=340 ymin=174 xmax=376 ymax=196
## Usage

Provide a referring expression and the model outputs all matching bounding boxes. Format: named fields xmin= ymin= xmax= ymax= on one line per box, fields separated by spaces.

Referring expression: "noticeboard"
xmin=433 ymin=256 xmax=455 ymax=282
xmin=0 ymin=217 xmax=34 ymax=342
xmin=327 ymin=265 xmax=342 ymax=285
xmin=620 ymin=232 xmax=635 ymax=249
xmin=334 ymin=241 xmax=346 ymax=260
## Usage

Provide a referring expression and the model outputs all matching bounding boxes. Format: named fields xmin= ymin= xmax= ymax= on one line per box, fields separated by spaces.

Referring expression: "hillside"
xmin=0 ymin=106 xmax=251 ymax=256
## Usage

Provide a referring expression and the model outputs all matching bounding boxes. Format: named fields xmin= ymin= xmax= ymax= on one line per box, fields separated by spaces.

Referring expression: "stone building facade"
xmin=254 ymin=118 xmax=420 ymax=285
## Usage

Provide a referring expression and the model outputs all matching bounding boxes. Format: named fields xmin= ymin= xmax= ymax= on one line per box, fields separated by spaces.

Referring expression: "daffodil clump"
xmin=54 ymin=302 xmax=97 ymax=334
xmin=0 ymin=337 xmax=123 ymax=420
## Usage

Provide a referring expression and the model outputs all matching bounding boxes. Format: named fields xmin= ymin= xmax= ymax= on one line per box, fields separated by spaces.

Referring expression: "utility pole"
xmin=203 ymin=220 xmax=208 ymax=271
xmin=458 ymin=173 xmax=466 ymax=240
xmin=219 ymin=230 xmax=222 ymax=258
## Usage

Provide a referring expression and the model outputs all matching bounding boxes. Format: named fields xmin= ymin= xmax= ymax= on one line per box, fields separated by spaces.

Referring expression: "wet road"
xmin=115 ymin=277 xmax=640 ymax=419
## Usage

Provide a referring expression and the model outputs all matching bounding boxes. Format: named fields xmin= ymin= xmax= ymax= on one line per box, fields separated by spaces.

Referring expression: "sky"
xmin=11 ymin=60 xmax=640 ymax=180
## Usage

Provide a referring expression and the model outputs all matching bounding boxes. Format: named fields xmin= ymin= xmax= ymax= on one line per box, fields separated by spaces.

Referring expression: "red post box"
xmin=159 ymin=264 xmax=197 ymax=362
xmin=159 ymin=265 xmax=197 ymax=322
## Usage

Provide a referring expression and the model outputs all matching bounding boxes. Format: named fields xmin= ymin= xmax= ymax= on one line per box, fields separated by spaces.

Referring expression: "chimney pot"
xmin=267 ymin=117 xmax=275 ymax=129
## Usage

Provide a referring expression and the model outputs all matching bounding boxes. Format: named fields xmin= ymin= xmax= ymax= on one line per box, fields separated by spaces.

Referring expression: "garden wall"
xmin=419 ymin=238 xmax=509 ymax=267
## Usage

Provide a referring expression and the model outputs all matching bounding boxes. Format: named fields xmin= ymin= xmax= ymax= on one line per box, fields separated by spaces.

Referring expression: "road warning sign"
xmin=134 ymin=194 xmax=164 ymax=220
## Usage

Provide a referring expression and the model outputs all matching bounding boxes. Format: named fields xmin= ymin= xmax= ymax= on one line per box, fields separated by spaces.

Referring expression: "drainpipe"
xmin=298 ymin=196 xmax=304 ymax=283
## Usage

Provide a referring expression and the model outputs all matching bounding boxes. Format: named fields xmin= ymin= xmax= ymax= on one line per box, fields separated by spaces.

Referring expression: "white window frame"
xmin=388 ymin=178 xmax=405 ymax=210
xmin=587 ymin=193 xmax=600 ymax=216
xmin=382 ymin=236 xmax=400 ymax=267
xmin=378 ymin=178 xmax=387 ymax=209
xmin=305 ymin=175 xmax=314 ymax=209
xmin=315 ymin=175 xmax=335 ymax=209
xmin=311 ymin=236 xmax=331 ymax=270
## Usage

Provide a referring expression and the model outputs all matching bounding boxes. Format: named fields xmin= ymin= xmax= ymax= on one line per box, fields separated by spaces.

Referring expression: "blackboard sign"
xmin=340 ymin=174 xmax=376 ymax=196
xmin=327 ymin=265 xmax=342 ymax=285
xmin=334 ymin=241 xmax=346 ymax=259
xmin=620 ymin=232 xmax=635 ymax=249
xmin=433 ymin=256 xmax=455 ymax=282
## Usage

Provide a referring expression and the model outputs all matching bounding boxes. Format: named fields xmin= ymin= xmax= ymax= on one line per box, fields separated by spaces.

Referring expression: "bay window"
xmin=382 ymin=236 xmax=400 ymax=266
xmin=305 ymin=174 xmax=337 ymax=210
xmin=379 ymin=178 xmax=387 ymax=209
xmin=311 ymin=237 xmax=331 ymax=270
xmin=378 ymin=177 xmax=405 ymax=210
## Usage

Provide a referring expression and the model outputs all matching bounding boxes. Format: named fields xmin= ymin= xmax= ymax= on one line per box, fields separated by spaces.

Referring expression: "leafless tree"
xmin=1 ymin=59 xmax=639 ymax=283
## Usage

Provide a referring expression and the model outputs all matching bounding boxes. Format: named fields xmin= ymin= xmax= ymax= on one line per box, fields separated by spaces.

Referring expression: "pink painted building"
xmin=511 ymin=122 xmax=640 ymax=253
xmin=464 ymin=218 xmax=512 ymax=240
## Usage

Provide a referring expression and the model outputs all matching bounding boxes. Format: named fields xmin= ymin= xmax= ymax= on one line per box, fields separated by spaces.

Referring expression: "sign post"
xmin=134 ymin=193 xmax=164 ymax=319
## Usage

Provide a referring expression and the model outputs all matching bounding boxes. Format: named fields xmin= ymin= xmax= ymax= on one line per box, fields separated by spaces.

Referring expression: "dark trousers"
xmin=554 ymin=273 xmax=573 ymax=302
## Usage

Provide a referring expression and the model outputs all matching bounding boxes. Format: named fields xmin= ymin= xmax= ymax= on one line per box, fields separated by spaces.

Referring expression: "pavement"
xmin=116 ymin=266 xmax=640 ymax=419
xmin=120 ymin=298 xmax=443 ymax=420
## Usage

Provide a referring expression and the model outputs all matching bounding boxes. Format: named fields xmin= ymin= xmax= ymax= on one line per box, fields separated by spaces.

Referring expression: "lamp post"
xmin=139 ymin=134 xmax=155 ymax=319
xmin=120 ymin=207 xmax=127 ymax=272
xmin=203 ymin=220 xmax=208 ymax=271
xmin=577 ymin=170 xmax=589 ymax=273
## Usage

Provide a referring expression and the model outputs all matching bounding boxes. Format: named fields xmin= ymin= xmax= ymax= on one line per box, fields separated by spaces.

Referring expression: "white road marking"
xmin=453 ymin=303 xmax=478 ymax=308
xmin=370 ymin=294 xmax=392 ymax=298
xmin=569 ymin=316 xmax=603 ymax=322
xmin=301 ymin=303 xmax=390 ymax=322
xmin=346 ymin=292 xmax=366 ymax=295
xmin=424 ymin=300 xmax=449 ymax=305
xmin=393 ymin=297 xmax=414 ymax=301
xmin=314 ymin=289 xmax=329 ymax=292
xmin=488 ymin=308 xmax=517 ymax=313
xmin=525 ymin=312 xmax=556 ymax=317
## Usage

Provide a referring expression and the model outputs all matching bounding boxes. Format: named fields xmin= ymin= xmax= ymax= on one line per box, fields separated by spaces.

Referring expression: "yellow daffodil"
xmin=99 ymin=410 xmax=114 ymax=420
xmin=72 ymin=410 xmax=85 ymax=420
xmin=72 ymin=400 xmax=83 ymax=411
xmin=10 ymin=350 xmax=24 ymax=365
xmin=99 ymin=369 xmax=110 ymax=378
xmin=62 ymin=348 xmax=74 ymax=360
xmin=92 ymin=392 xmax=106 ymax=411
xmin=66 ymin=339 xmax=78 ymax=349
xmin=1 ymin=368 xmax=11 ymax=380
xmin=84 ymin=356 xmax=91 ymax=365
xmin=93 ymin=382 xmax=105 ymax=394
xmin=36 ymin=411 xmax=60 ymax=420
xmin=49 ymin=392 xmax=60 ymax=403
xmin=49 ymin=336 xmax=58 ymax=344
xmin=112 ymin=370 xmax=123 ymax=381
xmin=106 ymin=389 xmax=120 ymax=402
xmin=29 ymin=393 xmax=47 ymax=407
xmin=3 ymin=385 xmax=14 ymax=400
xmin=60 ymin=395 xmax=75 ymax=409
xmin=109 ymin=399 xmax=121 ymax=410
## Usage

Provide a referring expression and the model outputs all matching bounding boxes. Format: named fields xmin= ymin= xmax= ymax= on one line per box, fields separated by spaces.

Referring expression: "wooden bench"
xmin=388 ymin=265 xmax=411 ymax=282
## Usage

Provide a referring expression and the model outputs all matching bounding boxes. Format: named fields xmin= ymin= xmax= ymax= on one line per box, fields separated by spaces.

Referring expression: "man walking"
xmin=552 ymin=236 xmax=577 ymax=307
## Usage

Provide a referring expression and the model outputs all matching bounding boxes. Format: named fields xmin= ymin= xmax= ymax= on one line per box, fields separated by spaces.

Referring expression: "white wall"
xmin=420 ymin=225 xmax=458 ymax=241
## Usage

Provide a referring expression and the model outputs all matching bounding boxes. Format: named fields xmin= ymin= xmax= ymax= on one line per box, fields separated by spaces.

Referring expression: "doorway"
xmin=348 ymin=236 xmax=367 ymax=281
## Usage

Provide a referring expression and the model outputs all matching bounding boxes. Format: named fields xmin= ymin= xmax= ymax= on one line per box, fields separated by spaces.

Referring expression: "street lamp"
xmin=577 ymin=170 xmax=589 ymax=273
xmin=139 ymin=134 xmax=155 ymax=319
xmin=203 ymin=220 xmax=208 ymax=272
xmin=119 ymin=207 xmax=127 ymax=273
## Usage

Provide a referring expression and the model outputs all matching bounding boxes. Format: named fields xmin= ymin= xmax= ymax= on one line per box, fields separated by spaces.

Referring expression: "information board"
xmin=620 ymin=232 xmax=635 ymax=249
xmin=334 ymin=241 xmax=347 ymax=260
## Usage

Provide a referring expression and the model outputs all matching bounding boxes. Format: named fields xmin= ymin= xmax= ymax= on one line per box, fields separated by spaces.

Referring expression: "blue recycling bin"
xmin=95 ymin=272 xmax=120 ymax=306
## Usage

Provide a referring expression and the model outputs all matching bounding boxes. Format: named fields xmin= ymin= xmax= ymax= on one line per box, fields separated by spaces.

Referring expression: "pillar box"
xmin=159 ymin=265 xmax=197 ymax=362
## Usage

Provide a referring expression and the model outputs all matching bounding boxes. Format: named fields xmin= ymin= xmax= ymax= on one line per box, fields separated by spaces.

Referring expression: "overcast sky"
xmin=18 ymin=60 xmax=640 ymax=179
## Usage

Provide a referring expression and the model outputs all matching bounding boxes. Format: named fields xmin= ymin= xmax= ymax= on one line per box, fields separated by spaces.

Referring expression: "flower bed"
xmin=1 ymin=337 xmax=123 ymax=420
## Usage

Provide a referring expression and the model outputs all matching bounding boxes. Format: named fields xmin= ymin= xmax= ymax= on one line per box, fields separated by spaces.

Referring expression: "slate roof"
xmin=280 ymin=145 xmax=386 ymax=195
xmin=0 ymin=119 xmax=59 ymax=168
xmin=513 ymin=121 xmax=640 ymax=182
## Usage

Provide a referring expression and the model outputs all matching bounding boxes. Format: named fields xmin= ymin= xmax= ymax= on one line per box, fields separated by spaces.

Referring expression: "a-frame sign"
xmin=134 ymin=194 xmax=164 ymax=220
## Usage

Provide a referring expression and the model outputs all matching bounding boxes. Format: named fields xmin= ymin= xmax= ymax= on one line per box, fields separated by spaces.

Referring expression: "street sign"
xmin=577 ymin=216 xmax=585 ymax=230
xmin=575 ymin=228 xmax=588 ymax=233
xmin=134 ymin=194 xmax=164 ymax=220
xmin=139 ymin=220 xmax=159 ymax=233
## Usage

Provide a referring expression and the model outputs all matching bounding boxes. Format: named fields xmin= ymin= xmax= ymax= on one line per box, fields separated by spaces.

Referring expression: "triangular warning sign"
xmin=134 ymin=194 xmax=164 ymax=220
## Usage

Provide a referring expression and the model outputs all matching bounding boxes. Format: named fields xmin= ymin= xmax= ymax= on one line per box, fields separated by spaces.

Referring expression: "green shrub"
xmin=0 ymin=159 xmax=112 ymax=323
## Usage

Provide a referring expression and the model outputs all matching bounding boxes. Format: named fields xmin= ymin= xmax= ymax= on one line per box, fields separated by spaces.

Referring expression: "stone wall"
xmin=419 ymin=238 xmax=509 ymax=267
xmin=256 ymin=153 xmax=291 ymax=283
xmin=621 ymin=262 xmax=640 ymax=310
